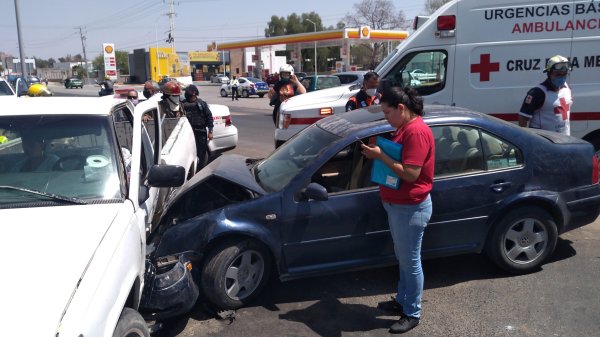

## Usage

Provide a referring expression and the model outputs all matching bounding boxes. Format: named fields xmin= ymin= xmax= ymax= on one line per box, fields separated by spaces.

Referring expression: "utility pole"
xmin=13 ymin=0 xmax=27 ymax=77
xmin=165 ymin=0 xmax=176 ymax=51
xmin=77 ymin=26 xmax=90 ymax=85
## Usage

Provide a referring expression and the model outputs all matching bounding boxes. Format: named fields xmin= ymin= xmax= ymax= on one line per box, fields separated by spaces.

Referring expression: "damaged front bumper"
xmin=139 ymin=253 xmax=200 ymax=320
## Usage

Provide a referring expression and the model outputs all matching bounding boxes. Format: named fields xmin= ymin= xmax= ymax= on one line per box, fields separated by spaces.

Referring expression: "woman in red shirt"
xmin=361 ymin=87 xmax=434 ymax=334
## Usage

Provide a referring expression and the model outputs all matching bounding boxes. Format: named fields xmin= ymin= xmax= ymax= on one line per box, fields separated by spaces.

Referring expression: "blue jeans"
xmin=383 ymin=195 xmax=432 ymax=319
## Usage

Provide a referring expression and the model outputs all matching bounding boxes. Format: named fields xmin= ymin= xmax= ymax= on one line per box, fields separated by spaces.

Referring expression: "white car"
xmin=0 ymin=77 xmax=16 ymax=96
xmin=0 ymin=97 xmax=191 ymax=336
xmin=208 ymin=103 xmax=238 ymax=157
xmin=210 ymin=74 xmax=230 ymax=84
xmin=220 ymin=77 xmax=270 ymax=98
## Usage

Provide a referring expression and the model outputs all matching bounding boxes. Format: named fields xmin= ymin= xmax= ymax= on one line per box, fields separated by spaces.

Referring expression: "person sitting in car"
xmin=11 ymin=132 xmax=59 ymax=172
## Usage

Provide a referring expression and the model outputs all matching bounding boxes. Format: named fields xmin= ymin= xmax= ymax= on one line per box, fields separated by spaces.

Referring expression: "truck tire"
xmin=201 ymin=239 xmax=272 ymax=309
xmin=112 ymin=308 xmax=150 ymax=337
xmin=485 ymin=206 xmax=557 ymax=274
xmin=220 ymin=89 xmax=228 ymax=97
xmin=258 ymin=93 xmax=265 ymax=98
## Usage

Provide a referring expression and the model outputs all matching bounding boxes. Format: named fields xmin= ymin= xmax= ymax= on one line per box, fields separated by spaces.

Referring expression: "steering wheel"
xmin=52 ymin=155 xmax=87 ymax=171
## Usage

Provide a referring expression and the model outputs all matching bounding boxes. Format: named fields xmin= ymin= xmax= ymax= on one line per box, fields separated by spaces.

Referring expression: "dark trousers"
xmin=232 ymin=87 xmax=239 ymax=100
xmin=193 ymin=129 xmax=209 ymax=171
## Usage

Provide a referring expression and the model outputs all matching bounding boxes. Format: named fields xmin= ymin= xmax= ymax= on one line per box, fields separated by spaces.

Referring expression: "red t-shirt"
xmin=379 ymin=116 xmax=435 ymax=204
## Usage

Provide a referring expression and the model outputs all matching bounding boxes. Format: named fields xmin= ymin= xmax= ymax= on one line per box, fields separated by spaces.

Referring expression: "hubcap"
xmin=503 ymin=218 xmax=548 ymax=264
xmin=224 ymin=250 xmax=265 ymax=300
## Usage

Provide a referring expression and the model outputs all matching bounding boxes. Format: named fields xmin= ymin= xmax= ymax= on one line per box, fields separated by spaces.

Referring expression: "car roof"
xmin=316 ymin=104 xmax=518 ymax=138
xmin=0 ymin=97 xmax=127 ymax=116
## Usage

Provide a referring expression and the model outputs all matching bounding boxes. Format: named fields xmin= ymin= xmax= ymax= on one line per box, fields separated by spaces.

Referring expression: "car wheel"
xmin=112 ymin=308 xmax=149 ymax=337
xmin=220 ymin=89 xmax=228 ymax=97
xmin=201 ymin=239 xmax=272 ymax=309
xmin=258 ymin=93 xmax=265 ymax=98
xmin=242 ymin=90 xmax=249 ymax=98
xmin=486 ymin=207 xmax=557 ymax=274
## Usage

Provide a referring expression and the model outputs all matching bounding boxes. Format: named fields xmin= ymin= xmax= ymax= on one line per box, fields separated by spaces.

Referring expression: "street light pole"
xmin=13 ymin=0 xmax=27 ymax=77
xmin=306 ymin=19 xmax=317 ymax=76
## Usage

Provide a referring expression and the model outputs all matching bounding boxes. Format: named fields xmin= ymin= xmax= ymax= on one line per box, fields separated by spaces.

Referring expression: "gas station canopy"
xmin=217 ymin=27 xmax=409 ymax=50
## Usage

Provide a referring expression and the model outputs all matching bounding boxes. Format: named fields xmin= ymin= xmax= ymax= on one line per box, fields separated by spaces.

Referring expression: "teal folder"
xmin=371 ymin=136 xmax=402 ymax=189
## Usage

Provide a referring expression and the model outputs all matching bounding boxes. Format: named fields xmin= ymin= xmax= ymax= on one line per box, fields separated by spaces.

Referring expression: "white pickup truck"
xmin=0 ymin=97 xmax=198 ymax=336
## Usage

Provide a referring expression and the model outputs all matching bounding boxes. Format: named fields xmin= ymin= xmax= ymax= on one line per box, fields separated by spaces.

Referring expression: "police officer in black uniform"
xmin=182 ymin=85 xmax=214 ymax=170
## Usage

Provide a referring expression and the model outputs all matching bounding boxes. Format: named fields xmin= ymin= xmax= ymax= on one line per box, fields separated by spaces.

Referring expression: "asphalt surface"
xmin=48 ymin=82 xmax=600 ymax=337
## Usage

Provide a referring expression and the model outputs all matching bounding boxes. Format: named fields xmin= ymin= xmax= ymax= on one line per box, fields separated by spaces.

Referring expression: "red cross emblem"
xmin=470 ymin=54 xmax=500 ymax=82
xmin=554 ymin=97 xmax=569 ymax=120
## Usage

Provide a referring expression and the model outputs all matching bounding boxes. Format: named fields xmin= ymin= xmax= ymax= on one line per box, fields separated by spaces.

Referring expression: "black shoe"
xmin=377 ymin=297 xmax=404 ymax=315
xmin=389 ymin=316 xmax=419 ymax=334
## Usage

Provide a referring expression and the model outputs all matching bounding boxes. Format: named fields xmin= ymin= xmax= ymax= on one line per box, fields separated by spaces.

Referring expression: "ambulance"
xmin=275 ymin=0 xmax=600 ymax=148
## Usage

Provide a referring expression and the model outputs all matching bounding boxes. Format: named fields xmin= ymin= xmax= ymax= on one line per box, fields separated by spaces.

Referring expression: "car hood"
xmin=280 ymin=85 xmax=357 ymax=111
xmin=165 ymin=154 xmax=266 ymax=209
xmin=0 ymin=204 xmax=124 ymax=334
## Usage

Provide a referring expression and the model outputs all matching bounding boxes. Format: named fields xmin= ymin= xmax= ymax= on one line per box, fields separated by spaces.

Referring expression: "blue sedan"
xmin=150 ymin=105 xmax=600 ymax=310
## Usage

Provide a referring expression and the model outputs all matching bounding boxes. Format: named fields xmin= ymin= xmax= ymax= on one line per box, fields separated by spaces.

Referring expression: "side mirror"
xmin=148 ymin=165 xmax=185 ymax=188
xmin=303 ymin=182 xmax=328 ymax=201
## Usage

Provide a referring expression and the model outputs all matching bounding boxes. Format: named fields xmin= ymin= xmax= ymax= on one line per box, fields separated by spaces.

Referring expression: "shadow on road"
xmin=155 ymin=237 xmax=576 ymax=336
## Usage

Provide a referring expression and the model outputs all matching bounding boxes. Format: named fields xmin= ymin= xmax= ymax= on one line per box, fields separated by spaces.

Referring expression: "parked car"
xmin=148 ymin=105 xmax=600 ymax=310
xmin=26 ymin=75 xmax=41 ymax=86
xmin=295 ymin=72 xmax=307 ymax=80
xmin=333 ymin=71 xmax=367 ymax=86
xmin=64 ymin=77 xmax=84 ymax=89
xmin=220 ymin=77 xmax=269 ymax=98
xmin=300 ymin=75 xmax=342 ymax=92
xmin=210 ymin=74 xmax=230 ymax=84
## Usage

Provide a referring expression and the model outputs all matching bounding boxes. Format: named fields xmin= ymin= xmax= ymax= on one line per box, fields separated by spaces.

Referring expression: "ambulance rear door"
xmin=569 ymin=0 xmax=600 ymax=143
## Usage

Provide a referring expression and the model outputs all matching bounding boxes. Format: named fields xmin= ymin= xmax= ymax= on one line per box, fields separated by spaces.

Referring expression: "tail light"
xmin=225 ymin=115 xmax=232 ymax=126
xmin=319 ymin=107 xmax=333 ymax=115
xmin=593 ymin=154 xmax=599 ymax=184
xmin=250 ymin=83 xmax=255 ymax=89
xmin=282 ymin=113 xmax=291 ymax=129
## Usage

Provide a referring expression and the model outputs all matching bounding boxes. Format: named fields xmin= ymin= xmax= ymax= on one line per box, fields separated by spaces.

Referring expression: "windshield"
xmin=0 ymin=115 xmax=123 ymax=207
xmin=254 ymin=125 xmax=339 ymax=192
xmin=0 ymin=81 xmax=15 ymax=96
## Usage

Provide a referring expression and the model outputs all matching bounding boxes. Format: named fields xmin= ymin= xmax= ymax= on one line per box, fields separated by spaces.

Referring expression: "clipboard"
xmin=371 ymin=136 xmax=402 ymax=189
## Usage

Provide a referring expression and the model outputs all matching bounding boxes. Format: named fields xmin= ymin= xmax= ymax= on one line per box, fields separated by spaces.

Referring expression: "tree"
xmin=34 ymin=57 xmax=55 ymax=68
xmin=344 ymin=0 xmax=407 ymax=70
xmin=425 ymin=0 xmax=452 ymax=14
xmin=92 ymin=50 xmax=129 ymax=76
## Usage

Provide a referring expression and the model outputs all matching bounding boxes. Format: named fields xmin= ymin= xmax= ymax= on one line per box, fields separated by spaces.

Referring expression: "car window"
xmin=384 ymin=50 xmax=447 ymax=96
xmin=335 ymin=75 xmax=357 ymax=84
xmin=0 ymin=81 xmax=14 ymax=96
xmin=316 ymin=77 xmax=341 ymax=90
xmin=254 ymin=125 xmax=339 ymax=192
xmin=301 ymin=78 xmax=312 ymax=89
xmin=239 ymin=79 xmax=246 ymax=84
xmin=432 ymin=125 xmax=523 ymax=177
xmin=311 ymin=136 xmax=382 ymax=194
xmin=0 ymin=115 xmax=122 ymax=205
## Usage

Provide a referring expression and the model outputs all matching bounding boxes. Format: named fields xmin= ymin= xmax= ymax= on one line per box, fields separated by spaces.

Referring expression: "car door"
xmin=280 ymin=136 xmax=394 ymax=276
xmin=425 ymin=124 xmax=527 ymax=257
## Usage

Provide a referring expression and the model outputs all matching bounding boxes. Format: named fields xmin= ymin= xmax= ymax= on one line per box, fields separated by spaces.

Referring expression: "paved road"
xmin=49 ymin=82 xmax=600 ymax=337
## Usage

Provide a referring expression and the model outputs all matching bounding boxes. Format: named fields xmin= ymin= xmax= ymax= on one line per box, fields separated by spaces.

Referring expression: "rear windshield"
xmin=0 ymin=81 xmax=14 ymax=96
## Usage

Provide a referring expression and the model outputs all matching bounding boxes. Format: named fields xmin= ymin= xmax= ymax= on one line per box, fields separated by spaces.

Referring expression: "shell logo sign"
xmin=360 ymin=26 xmax=370 ymax=39
xmin=104 ymin=45 xmax=114 ymax=54
xmin=103 ymin=43 xmax=117 ymax=79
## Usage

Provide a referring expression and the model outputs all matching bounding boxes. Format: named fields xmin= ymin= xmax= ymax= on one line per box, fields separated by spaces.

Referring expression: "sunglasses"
xmin=552 ymin=63 xmax=570 ymax=72
xmin=128 ymin=96 xmax=138 ymax=99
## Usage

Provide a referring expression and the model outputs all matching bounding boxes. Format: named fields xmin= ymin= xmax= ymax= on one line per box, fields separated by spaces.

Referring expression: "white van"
xmin=275 ymin=0 xmax=600 ymax=148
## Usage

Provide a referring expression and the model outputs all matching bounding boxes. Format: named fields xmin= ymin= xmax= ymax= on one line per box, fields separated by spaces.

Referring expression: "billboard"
xmin=103 ymin=43 xmax=117 ymax=80
xmin=149 ymin=47 xmax=185 ymax=82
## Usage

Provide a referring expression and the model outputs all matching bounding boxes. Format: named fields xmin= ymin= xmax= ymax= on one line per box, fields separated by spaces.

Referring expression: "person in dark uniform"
xmin=182 ymin=84 xmax=214 ymax=170
xmin=99 ymin=76 xmax=114 ymax=96
xmin=346 ymin=72 xmax=380 ymax=111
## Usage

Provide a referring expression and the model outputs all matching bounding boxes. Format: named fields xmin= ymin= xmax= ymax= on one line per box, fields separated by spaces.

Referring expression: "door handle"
xmin=490 ymin=181 xmax=511 ymax=193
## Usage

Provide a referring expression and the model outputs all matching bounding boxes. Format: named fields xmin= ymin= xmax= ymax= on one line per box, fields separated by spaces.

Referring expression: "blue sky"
xmin=2 ymin=0 xmax=427 ymax=60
